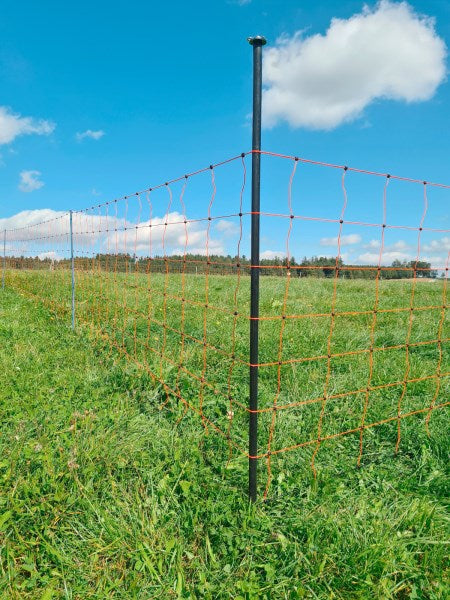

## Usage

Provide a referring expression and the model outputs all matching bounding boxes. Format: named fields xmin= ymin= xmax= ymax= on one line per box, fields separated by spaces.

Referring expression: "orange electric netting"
xmin=252 ymin=151 xmax=449 ymax=497
xmin=3 ymin=212 xmax=71 ymax=317
xmin=2 ymin=150 xmax=449 ymax=498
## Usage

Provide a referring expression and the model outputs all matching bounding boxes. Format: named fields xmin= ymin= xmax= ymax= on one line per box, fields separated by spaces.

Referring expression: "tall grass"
xmin=0 ymin=273 xmax=448 ymax=598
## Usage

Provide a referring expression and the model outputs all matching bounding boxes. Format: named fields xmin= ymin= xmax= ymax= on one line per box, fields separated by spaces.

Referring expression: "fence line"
xmin=2 ymin=36 xmax=449 ymax=500
xmin=1 ymin=143 xmax=449 ymax=499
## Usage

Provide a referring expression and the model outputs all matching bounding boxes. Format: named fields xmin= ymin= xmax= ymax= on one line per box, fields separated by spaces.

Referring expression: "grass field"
xmin=1 ymin=272 xmax=449 ymax=598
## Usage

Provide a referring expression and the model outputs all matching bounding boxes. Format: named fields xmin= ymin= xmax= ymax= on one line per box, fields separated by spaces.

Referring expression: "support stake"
xmin=70 ymin=210 xmax=75 ymax=329
xmin=248 ymin=35 xmax=266 ymax=502
xmin=2 ymin=230 xmax=6 ymax=290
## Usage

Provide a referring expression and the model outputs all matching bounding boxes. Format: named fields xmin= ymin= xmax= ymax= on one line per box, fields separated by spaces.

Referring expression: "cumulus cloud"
xmin=350 ymin=236 xmax=448 ymax=267
xmin=38 ymin=251 xmax=61 ymax=261
xmin=112 ymin=212 xmax=225 ymax=255
xmin=422 ymin=237 xmax=450 ymax=253
xmin=261 ymin=250 xmax=286 ymax=260
xmin=1 ymin=210 xmax=69 ymax=256
xmin=364 ymin=239 xmax=381 ymax=249
xmin=0 ymin=106 xmax=55 ymax=145
xmin=320 ymin=233 xmax=361 ymax=246
xmin=356 ymin=247 xmax=445 ymax=268
xmin=75 ymin=129 xmax=105 ymax=142
xmin=0 ymin=209 xmax=64 ymax=232
xmin=357 ymin=250 xmax=410 ymax=264
xmin=420 ymin=255 xmax=446 ymax=268
xmin=263 ymin=1 xmax=447 ymax=129
xmin=0 ymin=209 xmax=67 ymax=233
xmin=2 ymin=209 xmax=225 ymax=257
xmin=1 ymin=210 xmax=72 ymax=258
xmin=363 ymin=238 xmax=413 ymax=251
xmin=18 ymin=170 xmax=44 ymax=192
xmin=215 ymin=220 xmax=239 ymax=235
xmin=391 ymin=240 xmax=413 ymax=250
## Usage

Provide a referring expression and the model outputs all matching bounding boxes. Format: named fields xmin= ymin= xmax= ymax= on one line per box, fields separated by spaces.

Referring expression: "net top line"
xmin=2 ymin=149 xmax=450 ymax=235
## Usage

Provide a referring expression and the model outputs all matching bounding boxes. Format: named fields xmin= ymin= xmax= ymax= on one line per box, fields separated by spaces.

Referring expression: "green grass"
xmin=5 ymin=269 xmax=449 ymax=462
xmin=0 ymin=275 xmax=449 ymax=598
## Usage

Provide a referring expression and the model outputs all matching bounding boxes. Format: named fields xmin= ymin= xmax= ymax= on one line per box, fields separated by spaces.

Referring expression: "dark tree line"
xmin=6 ymin=253 xmax=439 ymax=279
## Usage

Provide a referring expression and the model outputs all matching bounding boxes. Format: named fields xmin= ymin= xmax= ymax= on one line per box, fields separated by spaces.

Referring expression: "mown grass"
xmin=0 ymin=277 xmax=449 ymax=598
xmin=6 ymin=269 xmax=449 ymax=460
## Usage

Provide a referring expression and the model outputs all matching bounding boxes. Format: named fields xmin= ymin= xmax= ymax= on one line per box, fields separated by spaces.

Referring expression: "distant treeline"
xmin=7 ymin=253 xmax=439 ymax=279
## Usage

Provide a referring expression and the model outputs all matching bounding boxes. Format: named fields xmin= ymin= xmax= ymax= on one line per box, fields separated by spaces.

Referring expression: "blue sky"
xmin=0 ymin=0 xmax=449 ymax=267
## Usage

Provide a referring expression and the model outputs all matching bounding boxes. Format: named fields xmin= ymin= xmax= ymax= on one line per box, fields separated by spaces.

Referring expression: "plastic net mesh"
xmin=3 ymin=150 xmax=449 ymax=497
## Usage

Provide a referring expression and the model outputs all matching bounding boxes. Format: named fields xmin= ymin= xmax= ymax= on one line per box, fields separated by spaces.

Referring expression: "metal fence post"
xmin=69 ymin=210 xmax=75 ymax=329
xmin=2 ymin=230 xmax=6 ymax=290
xmin=248 ymin=35 xmax=266 ymax=502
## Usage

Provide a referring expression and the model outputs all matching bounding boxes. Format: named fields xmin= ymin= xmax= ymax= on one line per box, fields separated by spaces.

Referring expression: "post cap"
xmin=248 ymin=36 xmax=267 ymax=46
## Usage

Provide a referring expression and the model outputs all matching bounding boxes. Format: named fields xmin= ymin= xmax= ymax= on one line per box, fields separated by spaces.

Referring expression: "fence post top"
xmin=248 ymin=36 xmax=267 ymax=47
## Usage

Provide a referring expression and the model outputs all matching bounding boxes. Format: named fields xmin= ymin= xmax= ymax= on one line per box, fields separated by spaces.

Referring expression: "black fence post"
xmin=248 ymin=35 xmax=266 ymax=502
xmin=2 ymin=229 xmax=6 ymax=290
xmin=70 ymin=210 xmax=75 ymax=330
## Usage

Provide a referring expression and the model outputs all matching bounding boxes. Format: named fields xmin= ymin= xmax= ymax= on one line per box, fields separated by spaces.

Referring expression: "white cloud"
xmin=421 ymin=255 xmax=446 ymax=268
xmin=346 ymin=236 xmax=447 ymax=268
xmin=112 ymin=211 xmax=225 ymax=255
xmin=75 ymin=129 xmax=105 ymax=142
xmin=2 ymin=209 xmax=226 ymax=257
xmin=215 ymin=220 xmax=239 ymax=235
xmin=391 ymin=240 xmax=412 ymax=250
xmin=261 ymin=250 xmax=286 ymax=260
xmin=18 ymin=170 xmax=44 ymax=192
xmin=358 ymin=250 xmax=410 ymax=264
xmin=0 ymin=106 xmax=55 ymax=145
xmin=357 ymin=250 xmax=445 ymax=269
xmin=263 ymin=1 xmax=447 ymax=129
xmin=0 ymin=209 xmax=65 ymax=232
xmin=422 ymin=237 xmax=450 ymax=253
xmin=38 ymin=251 xmax=61 ymax=261
xmin=364 ymin=239 xmax=381 ymax=249
xmin=1 ymin=210 xmax=69 ymax=256
xmin=320 ymin=233 xmax=361 ymax=246
xmin=363 ymin=238 xmax=412 ymax=251
xmin=2 ymin=210 xmax=118 ymax=253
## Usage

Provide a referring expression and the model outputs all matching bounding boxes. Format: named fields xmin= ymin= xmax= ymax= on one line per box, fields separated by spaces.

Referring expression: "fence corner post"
xmin=2 ymin=229 xmax=6 ymax=290
xmin=248 ymin=35 xmax=266 ymax=502
xmin=69 ymin=210 xmax=75 ymax=329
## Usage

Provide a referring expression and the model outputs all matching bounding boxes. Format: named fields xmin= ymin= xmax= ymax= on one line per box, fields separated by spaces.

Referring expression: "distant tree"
xmin=410 ymin=260 xmax=436 ymax=278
